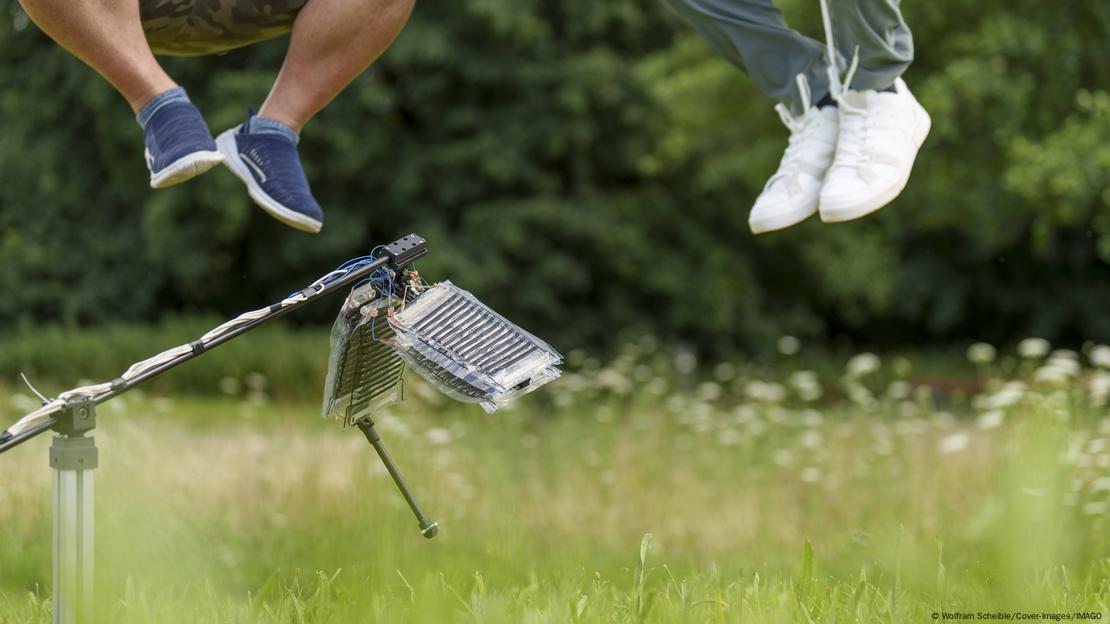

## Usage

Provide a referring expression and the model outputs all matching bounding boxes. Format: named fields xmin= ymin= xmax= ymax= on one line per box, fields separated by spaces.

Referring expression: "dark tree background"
xmin=1 ymin=0 xmax=1109 ymax=355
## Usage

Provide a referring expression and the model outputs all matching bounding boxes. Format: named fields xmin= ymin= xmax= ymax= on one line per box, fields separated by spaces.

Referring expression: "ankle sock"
xmin=247 ymin=115 xmax=300 ymax=146
xmin=136 ymin=86 xmax=189 ymax=129
xmin=815 ymin=93 xmax=837 ymax=110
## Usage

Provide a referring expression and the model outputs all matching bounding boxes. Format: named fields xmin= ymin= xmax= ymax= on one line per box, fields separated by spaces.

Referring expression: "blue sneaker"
xmin=216 ymin=115 xmax=323 ymax=233
xmin=143 ymin=100 xmax=224 ymax=189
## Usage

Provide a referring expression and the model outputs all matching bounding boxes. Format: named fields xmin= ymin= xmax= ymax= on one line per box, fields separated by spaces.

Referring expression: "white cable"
xmin=4 ymin=259 xmax=368 ymax=440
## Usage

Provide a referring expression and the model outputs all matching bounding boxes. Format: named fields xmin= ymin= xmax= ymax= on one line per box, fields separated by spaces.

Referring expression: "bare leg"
xmin=17 ymin=0 xmax=176 ymax=112
xmin=257 ymin=0 xmax=414 ymax=133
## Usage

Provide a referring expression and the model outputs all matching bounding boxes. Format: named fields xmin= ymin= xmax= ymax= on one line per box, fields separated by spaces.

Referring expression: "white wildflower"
xmin=976 ymin=410 xmax=1005 ymax=430
xmin=1035 ymin=361 xmax=1075 ymax=384
xmin=245 ymin=372 xmax=269 ymax=391
xmin=898 ymin=401 xmax=920 ymax=419
xmin=219 ymin=377 xmax=241 ymax=396
xmin=799 ymin=409 xmax=824 ymax=428
xmin=886 ymin=380 xmax=912 ymax=400
xmin=1091 ymin=346 xmax=1110 ymax=369
xmin=790 ymin=371 xmax=823 ymax=402
xmin=1052 ymin=349 xmax=1079 ymax=362
xmin=772 ymin=449 xmax=794 ymax=466
xmin=674 ymin=351 xmax=698 ymax=375
xmin=846 ymin=353 xmax=881 ymax=377
xmin=873 ymin=437 xmax=894 ymax=456
xmin=698 ymin=382 xmax=722 ymax=401
xmin=938 ymin=432 xmax=970 ymax=454
xmin=799 ymin=430 xmax=823 ymax=449
xmin=1018 ymin=338 xmax=1051 ymax=359
xmin=799 ymin=467 xmax=822 ymax=483
xmin=717 ymin=428 xmax=743 ymax=446
xmin=713 ymin=362 xmax=737 ymax=382
xmin=1082 ymin=501 xmax=1108 ymax=516
xmin=966 ymin=342 xmax=997 ymax=365
xmin=777 ymin=335 xmax=801 ymax=355
xmin=981 ymin=381 xmax=1026 ymax=410
xmin=931 ymin=411 xmax=956 ymax=429
xmin=1089 ymin=373 xmax=1110 ymax=406
xmin=424 ymin=424 xmax=450 ymax=444
xmin=732 ymin=405 xmax=756 ymax=423
xmin=746 ymin=381 xmax=785 ymax=403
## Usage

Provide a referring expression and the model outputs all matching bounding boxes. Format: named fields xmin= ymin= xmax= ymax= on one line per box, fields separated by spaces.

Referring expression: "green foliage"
xmin=1 ymin=1 xmax=1109 ymax=352
xmin=0 ymin=319 xmax=329 ymax=399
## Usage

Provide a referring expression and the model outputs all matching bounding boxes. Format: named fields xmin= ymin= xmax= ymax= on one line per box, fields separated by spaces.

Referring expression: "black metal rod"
xmin=357 ymin=419 xmax=439 ymax=539
xmin=1 ymin=238 xmax=420 ymax=453
xmin=0 ymin=417 xmax=56 ymax=454
xmin=94 ymin=254 xmax=394 ymax=406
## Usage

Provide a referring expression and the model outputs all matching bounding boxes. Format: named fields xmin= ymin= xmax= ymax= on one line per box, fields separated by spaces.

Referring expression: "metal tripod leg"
xmin=49 ymin=402 xmax=97 ymax=624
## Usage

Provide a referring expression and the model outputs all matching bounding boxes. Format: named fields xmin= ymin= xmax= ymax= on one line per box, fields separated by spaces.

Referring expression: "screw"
xmin=78 ymin=408 xmax=88 ymax=420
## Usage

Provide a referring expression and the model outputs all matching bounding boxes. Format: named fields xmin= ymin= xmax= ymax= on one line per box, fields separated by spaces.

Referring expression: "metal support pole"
xmin=49 ymin=401 xmax=97 ymax=624
xmin=357 ymin=419 xmax=438 ymax=538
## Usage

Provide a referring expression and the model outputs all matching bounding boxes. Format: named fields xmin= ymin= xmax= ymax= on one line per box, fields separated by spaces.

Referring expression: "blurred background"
xmin=2 ymin=1 xmax=1110 ymax=621
xmin=2 ymin=0 xmax=1108 ymax=359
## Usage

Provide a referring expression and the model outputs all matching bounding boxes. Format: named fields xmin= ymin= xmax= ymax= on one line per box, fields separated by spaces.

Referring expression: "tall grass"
xmin=0 ymin=340 xmax=1108 ymax=622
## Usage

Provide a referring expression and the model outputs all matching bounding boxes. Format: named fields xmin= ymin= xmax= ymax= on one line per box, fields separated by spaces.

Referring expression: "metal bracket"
xmin=51 ymin=401 xmax=96 ymax=438
xmin=50 ymin=437 xmax=98 ymax=471
xmin=381 ymin=234 xmax=428 ymax=271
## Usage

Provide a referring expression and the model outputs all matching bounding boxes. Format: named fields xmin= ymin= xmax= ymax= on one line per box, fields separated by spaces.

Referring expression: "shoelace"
xmin=817 ymin=0 xmax=875 ymax=170
xmin=831 ymin=101 xmax=872 ymax=168
xmin=764 ymin=74 xmax=828 ymax=191
xmin=817 ymin=0 xmax=862 ymax=115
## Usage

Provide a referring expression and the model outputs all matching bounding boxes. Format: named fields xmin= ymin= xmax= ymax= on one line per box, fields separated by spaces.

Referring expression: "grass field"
xmin=1 ymin=341 xmax=1109 ymax=622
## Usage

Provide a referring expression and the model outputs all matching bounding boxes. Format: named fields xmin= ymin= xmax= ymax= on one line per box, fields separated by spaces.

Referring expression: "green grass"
xmin=1 ymin=344 xmax=1109 ymax=622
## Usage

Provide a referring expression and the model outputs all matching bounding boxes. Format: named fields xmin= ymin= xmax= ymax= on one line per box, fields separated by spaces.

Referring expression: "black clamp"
xmin=381 ymin=234 xmax=428 ymax=272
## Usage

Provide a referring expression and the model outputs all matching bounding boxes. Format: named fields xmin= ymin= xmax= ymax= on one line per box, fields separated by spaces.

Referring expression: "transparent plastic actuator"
xmin=386 ymin=281 xmax=562 ymax=413
xmin=322 ymin=282 xmax=406 ymax=427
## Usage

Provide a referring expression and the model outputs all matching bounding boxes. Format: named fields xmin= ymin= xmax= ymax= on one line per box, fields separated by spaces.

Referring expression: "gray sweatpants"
xmin=662 ymin=0 xmax=913 ymax=113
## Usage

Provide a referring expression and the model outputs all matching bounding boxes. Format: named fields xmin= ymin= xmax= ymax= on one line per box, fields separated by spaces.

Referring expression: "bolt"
xmin=78 ymin=408 xmax=88 ymax=420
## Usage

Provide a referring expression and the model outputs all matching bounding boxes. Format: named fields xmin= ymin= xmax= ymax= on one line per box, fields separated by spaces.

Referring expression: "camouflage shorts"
xmin=140 ymin=0 xmax=308 ymax=56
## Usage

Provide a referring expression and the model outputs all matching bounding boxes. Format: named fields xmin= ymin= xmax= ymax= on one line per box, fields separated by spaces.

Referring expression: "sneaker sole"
xmin=216 ymin=129 xmax=323 ymax=234
xmin=749 ymin=199 xmax=819 ymax=235
xmin=818 ymin=101 xmax=932 ymax=224
xmin=149 ymin=150 xmax=224 ymax=189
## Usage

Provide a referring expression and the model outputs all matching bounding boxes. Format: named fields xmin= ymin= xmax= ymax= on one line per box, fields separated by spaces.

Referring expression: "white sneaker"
xmin=818 ymin=78 xmax=931 ymax=223
xmin=749 ymin=84 xmax=839 ymax=234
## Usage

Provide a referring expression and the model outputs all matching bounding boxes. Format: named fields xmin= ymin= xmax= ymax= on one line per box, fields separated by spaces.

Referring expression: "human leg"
xmin=818 ymin=0 xmax=929 ymax=223
xmin=17 ymin=0 xmax=174 ymax=112
xmin=663 ymin=0 xmax=843 ymax=234
xmin=17 ymin=0 xmax=224 ymax=187
xmin=215 ymin=0 xmax=414 ymax=233
xmin=661 ymin=0 xmax=831 ymax=114
xmin=827 ymin=0 xmax=913 ymax=92
xmin=256 ymin=0 xmax=415 ymax=133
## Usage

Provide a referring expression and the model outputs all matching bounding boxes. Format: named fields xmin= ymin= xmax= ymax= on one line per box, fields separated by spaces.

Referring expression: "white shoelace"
xmin=763 ymin=75 xmax=829 ymax=192
xmin=831 ymin=102 xmax=871 ymax=168
xmin=818 ymin=0 xmax=862 ymax=114
xmin=817 ymin=0 xmax=874 ymax=170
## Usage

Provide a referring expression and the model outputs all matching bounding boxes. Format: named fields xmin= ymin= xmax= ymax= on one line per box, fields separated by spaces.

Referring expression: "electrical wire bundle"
xmin=1 ymin=252 xmax=397 ymax=444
